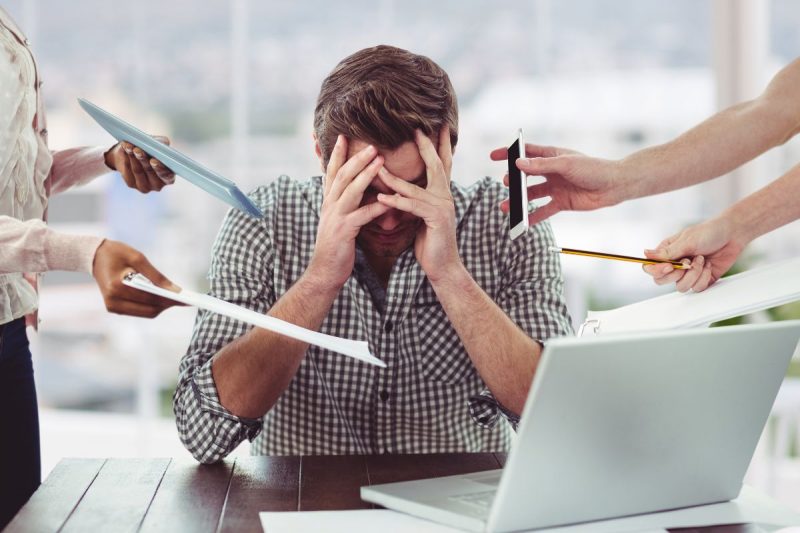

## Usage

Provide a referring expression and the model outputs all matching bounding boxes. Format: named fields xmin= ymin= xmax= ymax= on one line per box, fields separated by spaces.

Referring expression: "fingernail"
xmin=124 ymin=146 xmax=132 ymax=154
xmin=150 ymin=160 xmax=160 ymax=167
xmin=661 ymin=265 xmax=672 ymax=274
xmin=134 ymin=150 xmax=144 ymax=159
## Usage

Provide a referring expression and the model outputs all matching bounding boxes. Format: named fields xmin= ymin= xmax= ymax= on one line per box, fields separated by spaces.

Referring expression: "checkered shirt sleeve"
xmin=173 ymin=189 xmax=277 ymax=463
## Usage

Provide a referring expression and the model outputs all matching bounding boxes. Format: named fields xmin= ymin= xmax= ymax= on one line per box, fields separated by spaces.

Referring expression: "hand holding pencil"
xmin=641 ymin=217 xmax=746 ymax=293
xmin=553 ymin=216 xmax=746 ymax=293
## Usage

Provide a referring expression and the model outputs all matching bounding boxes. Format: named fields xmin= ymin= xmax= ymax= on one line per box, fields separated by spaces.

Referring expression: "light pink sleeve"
xmin=48 ymin=145 xmax=113 ymax=195
xmin=0 ymin=215 xmax=104 ymax=274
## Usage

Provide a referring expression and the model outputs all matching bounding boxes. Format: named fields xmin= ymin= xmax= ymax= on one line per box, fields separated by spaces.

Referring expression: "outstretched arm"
xmin=492 ymin=57 xmax=800 ymax=224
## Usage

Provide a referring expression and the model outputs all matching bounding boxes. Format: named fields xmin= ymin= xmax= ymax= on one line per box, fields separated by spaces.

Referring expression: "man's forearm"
xmin=724 ymin=163 xmax=800 ymax=245
xmin=211 ymin=272 xmax=341 ymax=418
xmin=619 ymin=59 xmax=800 ymax=200
xmin=429 ymin=263 xmax=541 ymax=416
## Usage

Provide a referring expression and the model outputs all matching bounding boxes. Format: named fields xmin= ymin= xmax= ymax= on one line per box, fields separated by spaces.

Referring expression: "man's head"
xmin=313 ymin=45 xmax=458 ymax=259
xmin=314 ymin=45 xmax=458 ymax=167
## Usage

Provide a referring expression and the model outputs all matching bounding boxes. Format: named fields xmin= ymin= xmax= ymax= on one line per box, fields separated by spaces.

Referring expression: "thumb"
xmin=134 ymin=255 xmax=181 ymax=293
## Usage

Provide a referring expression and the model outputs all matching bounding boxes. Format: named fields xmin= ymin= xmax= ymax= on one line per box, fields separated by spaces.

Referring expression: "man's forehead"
xmin=346 ymin=139 xmax=426 ymax=182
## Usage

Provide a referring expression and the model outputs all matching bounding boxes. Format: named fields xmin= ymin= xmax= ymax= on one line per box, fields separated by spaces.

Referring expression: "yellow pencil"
xmin=549 ymin=246 xmax=691 ymax=269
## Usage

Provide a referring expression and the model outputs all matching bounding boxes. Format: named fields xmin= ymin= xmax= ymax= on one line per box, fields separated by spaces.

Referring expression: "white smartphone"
xmin=508 ymin=128 xmax=529 ymax=240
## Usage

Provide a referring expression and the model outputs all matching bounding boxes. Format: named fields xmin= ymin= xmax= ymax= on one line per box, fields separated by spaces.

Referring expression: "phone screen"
xmin=508 ymin=138 xmax=524 ymax=231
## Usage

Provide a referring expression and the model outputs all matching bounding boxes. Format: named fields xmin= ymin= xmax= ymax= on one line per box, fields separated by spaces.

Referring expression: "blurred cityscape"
xmin=2 ymin=0 xmax=800 ymax=508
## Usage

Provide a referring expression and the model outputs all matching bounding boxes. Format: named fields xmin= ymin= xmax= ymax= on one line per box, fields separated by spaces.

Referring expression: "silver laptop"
xmin=361 ymin=321 xmax=800 ymax=532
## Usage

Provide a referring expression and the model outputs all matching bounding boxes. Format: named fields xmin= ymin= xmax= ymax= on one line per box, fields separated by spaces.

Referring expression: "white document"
xmin=259 ymin=486 xmax=800 ymax=533
xmin=123 ymin=273 xmax=385 ymax=367
xmin=580 ymin=256 xmax=800 ymax=336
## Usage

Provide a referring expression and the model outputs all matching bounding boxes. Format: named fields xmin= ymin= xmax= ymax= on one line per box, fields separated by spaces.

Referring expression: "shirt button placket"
xmin=377 ymin=315 xmax=395 ymax=453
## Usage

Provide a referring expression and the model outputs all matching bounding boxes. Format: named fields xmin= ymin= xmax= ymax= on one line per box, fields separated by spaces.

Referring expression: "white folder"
xmin=79 ymin=98 xmax=263 ymax=219
xmin=579 ymin=256 xmax=800 ymax=336
xmin=123 ymin=273 xmax=385 ymax=367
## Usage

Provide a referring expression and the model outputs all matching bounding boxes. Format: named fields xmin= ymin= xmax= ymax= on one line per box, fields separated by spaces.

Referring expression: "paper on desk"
xmin=259 ymin=486 xmax=800 ymax=533
xmin=581 ymin=256 xmax=800 ymax=336
xmin=123 ymin=273 xmax=385 ymax=368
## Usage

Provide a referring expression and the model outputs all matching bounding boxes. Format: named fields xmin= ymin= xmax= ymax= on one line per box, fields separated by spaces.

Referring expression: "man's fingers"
xmin=338 ymin=155 xmax=384 ymax=209
xmin=377 ymin=193 xmax=431 ymax=219
xmin=348 ymin=201 xmax=392 ymax=227
xmin=330 ymin=143 xmax=377 ymax=200
xmin=414 ymin=129 xmax=447 ymax=192
xmin=324 ymin=135 xmax=348 ymax=196
xmin=378 ymin=167 xmax=427 ymax=200
xmin=437 ymin=126 xmax=453 ymax=176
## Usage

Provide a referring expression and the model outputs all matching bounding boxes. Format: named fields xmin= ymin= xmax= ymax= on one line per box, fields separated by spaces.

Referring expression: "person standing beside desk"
xmin=492 ymin=57 xmax=800 ymax=293
xmin=174 ymin=45 xmax=572 ymax=463
xmin=0 ymin=7 xmax=182 ymax=528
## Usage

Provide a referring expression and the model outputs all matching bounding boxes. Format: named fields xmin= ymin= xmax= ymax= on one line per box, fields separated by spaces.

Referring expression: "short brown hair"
xmin=314 ymin=45 xmax=458 ymax=166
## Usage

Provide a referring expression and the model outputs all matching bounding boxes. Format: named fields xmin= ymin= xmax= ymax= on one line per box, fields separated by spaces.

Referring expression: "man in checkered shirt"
xmin=174 ymin=45 xmax=572 ymax=463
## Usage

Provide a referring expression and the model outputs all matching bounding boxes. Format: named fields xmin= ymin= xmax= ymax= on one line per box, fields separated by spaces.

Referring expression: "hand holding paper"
xmin=580 ymin=257 xmax=800 ymax=336
xmin=122 ymin=272 xmax=385 ymax=367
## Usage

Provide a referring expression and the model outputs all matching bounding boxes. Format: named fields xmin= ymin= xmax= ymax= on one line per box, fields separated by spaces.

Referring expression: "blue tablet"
xmin=79 ymin=98 xmax=263 ymax=219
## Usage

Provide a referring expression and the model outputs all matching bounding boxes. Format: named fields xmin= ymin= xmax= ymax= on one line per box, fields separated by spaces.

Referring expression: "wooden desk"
xmin=7 ymin=454 xmax=761 ymax=532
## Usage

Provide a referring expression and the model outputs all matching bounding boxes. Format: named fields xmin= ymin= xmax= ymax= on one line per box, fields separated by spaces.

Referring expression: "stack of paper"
xmin=580 ymin=257 xmax=800 ymax=336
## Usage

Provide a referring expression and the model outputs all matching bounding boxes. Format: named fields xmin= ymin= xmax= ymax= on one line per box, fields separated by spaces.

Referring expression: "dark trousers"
xmin=0 ymin=318 xmax=41 ymax=529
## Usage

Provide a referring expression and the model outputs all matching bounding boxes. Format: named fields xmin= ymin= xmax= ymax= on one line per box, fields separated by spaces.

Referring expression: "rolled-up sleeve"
xmin=174 ymin=198 xmax=276 ymax=463
xmin=467 ymin=218 xmax=573 ymax=429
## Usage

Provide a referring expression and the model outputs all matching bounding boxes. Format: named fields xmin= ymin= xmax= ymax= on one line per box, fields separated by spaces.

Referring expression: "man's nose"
xmin=376 ymin=209 xmax=403 ymax=231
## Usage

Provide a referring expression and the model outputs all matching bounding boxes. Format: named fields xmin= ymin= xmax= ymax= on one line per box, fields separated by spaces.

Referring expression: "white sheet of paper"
xmin=259 ymin=486 xmax=800 ymax=533
xmin=123 ymin=273 xmax=385 ymax=367
xmin=581 ymin=256 xmax=800 ymax=336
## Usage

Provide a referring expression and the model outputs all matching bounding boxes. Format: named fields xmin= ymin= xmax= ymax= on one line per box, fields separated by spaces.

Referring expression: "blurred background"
xmin=3 ymin=0 xmax=800 ymax=510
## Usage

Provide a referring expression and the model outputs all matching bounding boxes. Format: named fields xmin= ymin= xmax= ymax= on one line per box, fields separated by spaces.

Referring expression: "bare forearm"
xmin=211 ymin=272 xmax=340 ymax=418
xmin=724 ymin=163 xmax=800 ymax=245
xmin=619 ymin=59 xmax=800 ymax=199
xmin=430 ymin=264 xmax=540 ymax=415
